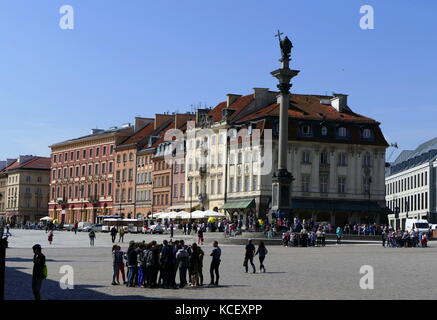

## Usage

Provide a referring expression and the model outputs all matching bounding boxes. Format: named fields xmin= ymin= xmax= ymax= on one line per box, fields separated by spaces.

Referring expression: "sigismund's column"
xmin=270 ymin=31 xmax=300 ymax=218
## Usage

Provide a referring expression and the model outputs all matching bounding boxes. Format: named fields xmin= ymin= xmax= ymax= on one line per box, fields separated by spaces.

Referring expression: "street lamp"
xmin=187 ymin=175 xmax=193 ymax=220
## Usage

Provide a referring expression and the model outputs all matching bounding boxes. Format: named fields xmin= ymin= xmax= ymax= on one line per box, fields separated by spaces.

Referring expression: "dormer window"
xmin=321 ymin=126 xmax=328 ymax=136
xmin=338 ymin=127 xmax=347 ymax=137
xmin=301 ymin=124 xmax=312 ymax=136
xmin=362 ymin=128 xmax=373 ymax=139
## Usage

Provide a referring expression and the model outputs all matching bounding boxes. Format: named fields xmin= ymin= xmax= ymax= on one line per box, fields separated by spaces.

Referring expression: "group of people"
xmin=111 ymin=239 xmax=221 ymax=289
xmin=281 ymin=228 xmax=328 ymax=247
xmin=0 ymin=222 xmax=11 ymax=239
xmin=382 ymin=230 xmax=429 ymax=248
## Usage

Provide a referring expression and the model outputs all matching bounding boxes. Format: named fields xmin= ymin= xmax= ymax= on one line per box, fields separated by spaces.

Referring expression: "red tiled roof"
xmin=119 ymin=122 xmax=155 ymax=146
xmin=235 ymin=94 xmax=376 ymax=124
xmin=7 ymin=157 xmax=50 ymax=171
xmin=208 ymin=94 xmax=254 ymax=122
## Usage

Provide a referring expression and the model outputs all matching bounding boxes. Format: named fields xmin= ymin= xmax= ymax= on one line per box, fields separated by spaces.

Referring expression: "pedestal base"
xmin=271 ymin=169 xmax=293 ymax=215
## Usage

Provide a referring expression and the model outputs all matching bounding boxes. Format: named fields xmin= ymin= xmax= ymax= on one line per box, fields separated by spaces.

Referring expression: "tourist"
xmin=137 ymin=243 xmax=147 ymax=287
xmin=126 ymin=241 xmax=138 ymax=287
xmin=243 ymin=239 xmax=256 ymax=273
xmin=110 ymin=226 xmax=117 ymax=243
xmin=255 ymin=241 xmax=268 ymax=273
xmin=183 ymin=223 xmax=187 ymax=235
xmin=335 ymin=226 xmax=343 ymax=245
xmin=160 ymin=239 xmax=177 ymax=289
xmin=32 ymin=244 xmax=47 ymax=300
xmin=118 ymin=227 xmax=125 ymax=243
xmin=48 ymin=229 xmax=54 ymax=244
xmin=197 ymin=225 xmax=204 ymax=245
xmin=89 ymin=229 xmax=96 ymax=246
xmin=209 ymin=241 xmax=221 ymax=286
xmin=189 ymin=243 xmax=200 ymax=287
xmin=382 ymin=230 xmax=387 ymax=247
xmin=176 ymin=242 xmax=189 ymax=288
xmin=170 ymin=222 xmax=174 ymax=238
xmin=197 ymin=244 xmax=204 ymax=286
xmin=112 ymin=245 xmax=123 ymax=285
xmin=74 ymin=221 xmax=78 ymax=234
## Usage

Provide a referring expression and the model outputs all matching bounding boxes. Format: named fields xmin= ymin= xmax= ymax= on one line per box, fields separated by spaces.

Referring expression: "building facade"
xmin=48 ymin=125 xmax=134 ymax=223
xmin=2 ymin=156 xmax=50 ymax=224
xmin=185 ymin=88 xmax=388 ymax=227
xmin=386 ymin=138 xmax=437 ymax=230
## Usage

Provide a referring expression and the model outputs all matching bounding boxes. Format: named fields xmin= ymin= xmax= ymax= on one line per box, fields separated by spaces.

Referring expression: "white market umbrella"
xmin=179 ymin=211 xmax=191 ymax=219
xmin=191 ymin=210 xmax=205 ymax=219
xmin=40 ymin=216 xmax=54 ymax=221
xmin=203 ymin=210 xmax=226 ymax=218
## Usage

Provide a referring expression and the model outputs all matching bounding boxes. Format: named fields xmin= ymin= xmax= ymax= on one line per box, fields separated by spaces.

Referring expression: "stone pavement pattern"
xmin=4 ymin=230 xmax=437 ymax=300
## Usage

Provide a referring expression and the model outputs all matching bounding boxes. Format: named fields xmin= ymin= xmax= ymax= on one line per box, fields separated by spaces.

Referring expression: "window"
xmin=117 ymin=154 xmax=121 ymax=163
xmin=174 ymin=184 xmax=178 ymax=198
xmin=230 ymin=177 xmax=234 ymax=193
xmin=252 ymin=176 xmax=257 ymax=191
xmin=116 ymin=170 xmax=121 ymax=182
xmin=83 ymin=149 xmax=87 ymax=159
xmin=338 ymin=177 xmax=346 ymax=194
xmin=102 ymin=163 xmax=106 ymax=174
xmin=301 ymin=125 xmax=312 ymax=136
xmin=210 ymin=180 xmax=215 ymax=195
xmin=129 ymin=152 xmax=134 ymax=161
xmin=110 ymin=145 xmax=114 ymax=154
xmin=237 ymin=177 xmax=241 ymax=192
xmin=96 ymin=148 xmax=100 ymax=157
xmin=128 ymin=169 xmax=133 ymax=181
xmin=338 ymin=153 xmax=347 ymax=166
xmin=217 ymin=179 xmax=222 ymax=194
xmin=109 ymin=162 xmax=113 ymax=173
xmin=180 ymin=183 xmax=185 ymax=197
xmin=88 ymin=165 xmax=92 ymax=176
xmin=103 ymin=146 xmax=107 ymax=156
xmin=302 ymin=175 xmax=310 ymax=192
xmin=320 ymin=175 xmax=328 ymax=193
xmin=101 ymin=183 xmax=105 ymax=196
xmin=362 ymin=129 xmax=371 ymax=139
xmin=122 ymin=169 xmax=126 ymax=182
xmin=320 ymin=152 xmax=329 ymax=165
xmin=363 ymin=153 xmax=372 ymax=167
xmin=108 ymin=183 xmax=112 ymax=196
xmin=338 ymin=127 xmax=347 ymax=137
xmin=76 ymin=150 xmax=80 ymax=160
xmin=89 ymin=149 xmax=93 ymax=158
xmin=302 ymin=151 xmax=310 ymax=164
xmin=321 ymin=126 xmax=328 ymax=136
xmin=53 ymin=154 xmax=57 ymax=163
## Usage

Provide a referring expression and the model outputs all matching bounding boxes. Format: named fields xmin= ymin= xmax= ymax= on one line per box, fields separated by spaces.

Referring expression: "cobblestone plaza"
xmin=4 ymin=230 xmax=437 ymax=300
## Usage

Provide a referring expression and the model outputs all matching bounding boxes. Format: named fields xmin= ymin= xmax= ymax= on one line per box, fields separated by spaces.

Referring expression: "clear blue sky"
xmin=0 ymin=0 xmax=436 ymax=161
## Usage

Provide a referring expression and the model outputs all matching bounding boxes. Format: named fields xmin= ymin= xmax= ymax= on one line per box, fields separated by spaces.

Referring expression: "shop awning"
xmin=220 ymin=199 xmax=255 ymax=210
xmin=291 ymin=199 xmax=384 ymax=213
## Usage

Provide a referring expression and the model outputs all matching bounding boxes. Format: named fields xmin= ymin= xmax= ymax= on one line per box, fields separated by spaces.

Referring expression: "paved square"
xmin=4 ymin=229 xmax=437 ymax=300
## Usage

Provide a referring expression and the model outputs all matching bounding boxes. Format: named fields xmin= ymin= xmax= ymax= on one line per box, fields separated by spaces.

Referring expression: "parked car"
xmin=83 ymin=224 xmax=103 ymax=232
xmin=77 ymin=222 xmax=92 ymax=231
xmin=144 ymin=224 xmax=163 ymax=234
xmin=63 ymin=224 xmax=73 ymax=231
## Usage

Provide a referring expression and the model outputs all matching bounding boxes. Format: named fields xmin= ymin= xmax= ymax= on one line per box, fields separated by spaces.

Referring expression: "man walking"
xmin=118 ymin=227 xmax=125 ymax=243
xmin=89 ymin=229 xmax=96 ymax=246
xmin=32 ymin=244 xmax=47 ymax=300
xmin=209 ymin=241 xmax=221 ymax=286
xmin=110 ymin=226 xmax=117 ymax=243
xmin=74 ymin=221 xmax=78 ymax=234
xmin=243 ymin=239 xmax=256 ymax=273
xmin=336 ymin=226 xmax=343 ymax=246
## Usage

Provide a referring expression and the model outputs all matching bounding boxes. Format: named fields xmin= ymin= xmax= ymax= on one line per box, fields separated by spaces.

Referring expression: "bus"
xmin=102 ymin=218 xmax=145 ymax=233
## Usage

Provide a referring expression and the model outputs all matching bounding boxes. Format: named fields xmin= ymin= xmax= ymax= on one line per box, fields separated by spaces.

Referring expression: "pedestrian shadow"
xmin=5 ymin=266 xmax=148 ymax=300
xmin=6 ymin=257 xmax=74 ymax=263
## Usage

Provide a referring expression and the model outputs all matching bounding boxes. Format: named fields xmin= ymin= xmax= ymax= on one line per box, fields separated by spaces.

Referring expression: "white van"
xmin=405 ymin=219 xmax=430 ymax=234
xmin=77 ymin=222 xmax=92 ymax=231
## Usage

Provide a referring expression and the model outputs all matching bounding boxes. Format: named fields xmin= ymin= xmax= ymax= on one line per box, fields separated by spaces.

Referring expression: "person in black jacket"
xmin=110 ymin=226 xmax=118 ymax=243
xmin=160 ymin=240 xmax=177 ymax=289
xmin=32 ymin=244 xmax=46 ymax=300
xmin=243 ymin=239 xmax=256 ymax=273
xmin=126 ymin=241 xmax=138 ymax=287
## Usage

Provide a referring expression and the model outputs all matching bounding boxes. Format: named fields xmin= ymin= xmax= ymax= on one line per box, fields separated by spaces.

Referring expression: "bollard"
xmin=0 ymin=238 xmax=6 ymax=301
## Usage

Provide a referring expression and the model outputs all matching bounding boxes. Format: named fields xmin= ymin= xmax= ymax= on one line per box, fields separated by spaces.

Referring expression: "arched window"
xmin=321 ymin=126 xmax=328 ymax=136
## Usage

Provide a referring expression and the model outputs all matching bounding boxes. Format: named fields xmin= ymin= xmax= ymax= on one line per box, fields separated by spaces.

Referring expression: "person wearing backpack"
xmin=89 ymin=229 xmax=96 ymax=246
xmin=32 ymin=244 xmax=47 ymax=300
xmin=176 ymin=243 xmax=189 ymax=288
xmin=255 ymin=241 xmax=268 ymax=273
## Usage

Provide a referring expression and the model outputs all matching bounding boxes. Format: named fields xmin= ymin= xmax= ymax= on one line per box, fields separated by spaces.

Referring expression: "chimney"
xmin=174 ymin=113 xmax=195 ymax=129
xmin=154 ymin=114 xmax=174 ymax=130
xmin=134 ymin=117 xmax=154 ymax=131
xmin=330 ymin=93 xmax=348 ymax=112
xmin=91 ymin=128 xmax=104 ymax=134
xmin=17 ymin=155 xmax=34 ymax=164
xmin=253 ymin=88 xmax=276 ymax=107
xmin=195 ymin=109 xmax=210 ymax=125
xmin=226 ymin=94 xmax=242 ymax=107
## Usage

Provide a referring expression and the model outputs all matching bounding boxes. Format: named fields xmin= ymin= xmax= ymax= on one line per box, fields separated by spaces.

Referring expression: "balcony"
xmin=57 ymin=197 xmax=67 ymax=205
